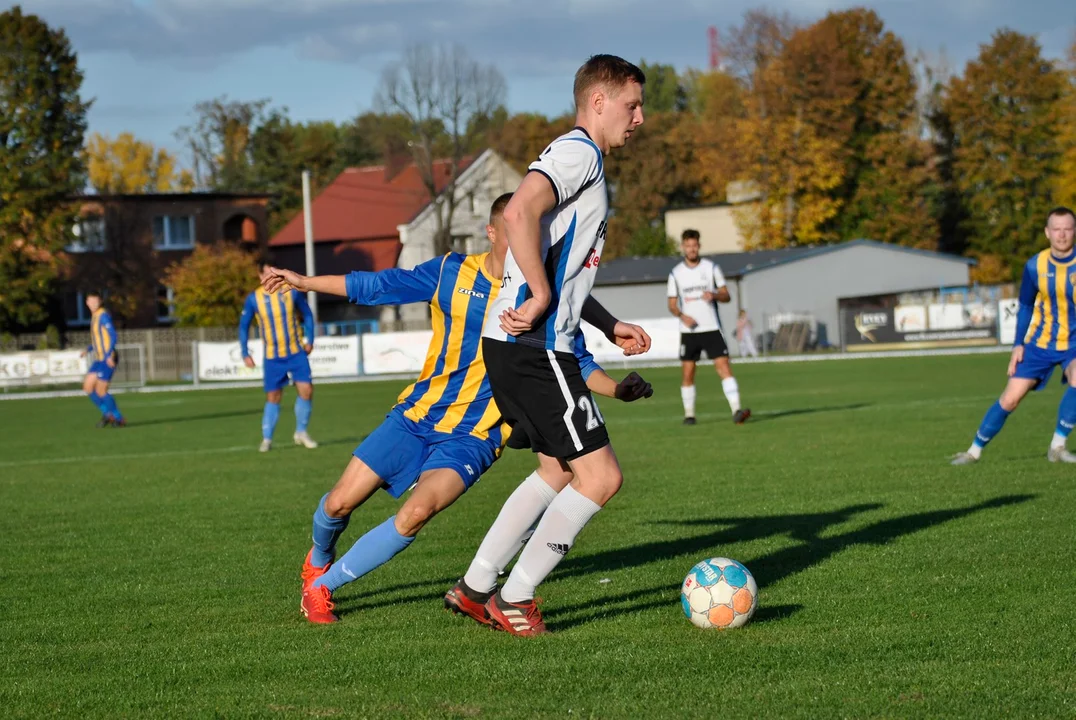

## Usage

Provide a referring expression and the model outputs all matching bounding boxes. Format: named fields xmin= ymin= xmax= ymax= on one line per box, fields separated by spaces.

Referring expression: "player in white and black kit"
xmin=473 ymin=55 xmax=648 ymax=636
xmin=667 ymin=229 xmax=751 ymax=425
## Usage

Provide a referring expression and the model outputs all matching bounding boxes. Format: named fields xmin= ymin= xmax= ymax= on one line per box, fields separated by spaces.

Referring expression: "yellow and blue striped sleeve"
xmin=238 ymin=293 xmax=257 ymax=358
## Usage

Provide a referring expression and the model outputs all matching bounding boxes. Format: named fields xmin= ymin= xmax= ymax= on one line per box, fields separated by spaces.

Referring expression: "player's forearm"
xmin=582 ymin=296 xmax=618 ymax=340
xmin=667 ymin=299 xmax=682 ymax=318
xmin=1014 ymin=303 xmax=1034 ymax=347
xmin=585 ymin=370 xmax=618 ymax=399
xmin=506 ymin=212 xmax=550 ymax=301
xmin=715 ymin=289 xmax=731 ymax=303
xmin=301 ymin=275 xmax=347 ymax=297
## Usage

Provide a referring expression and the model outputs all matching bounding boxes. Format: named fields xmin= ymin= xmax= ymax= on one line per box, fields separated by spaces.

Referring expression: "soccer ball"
xmin=680 ymin=557 xmax=758 ymax=629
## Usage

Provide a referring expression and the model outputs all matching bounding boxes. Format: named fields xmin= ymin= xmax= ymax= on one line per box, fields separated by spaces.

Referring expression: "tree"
xmin=85 ymin=132 xmax=193 ymax=194
xmin=175 ymin=96 xmax=269 ymax=191
xmin=638 ymin=61 xmax=686 ymax=113
xmin=942 ymin=30 xmax=1064 ymax=277
xmin=0 ymin=6 xmax=90 ymax=330
xmin=1055 ymin=35 xmax=1076 ymax=210
xmin=376 ymin=44 xmax=507 ymax=256
xmin=485 ymin=110 xmax=575 ymax=174
xmin=163 ymin=244 xmax=257 ymax=327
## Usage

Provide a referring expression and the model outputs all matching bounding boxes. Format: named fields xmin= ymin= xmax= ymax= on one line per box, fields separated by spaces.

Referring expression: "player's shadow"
xmin=126 ymin=409 xmax=262 ymax=427
xmin=749 ymin=402 xmax=871 ymax=423
xmin=545 ymin=494 xmax=1035 ymax=631
xmin=333 ymin=575 xmax=460 ymax=615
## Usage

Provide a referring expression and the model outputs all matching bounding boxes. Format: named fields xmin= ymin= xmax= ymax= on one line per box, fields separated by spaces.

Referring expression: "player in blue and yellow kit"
xmin=262 ymin=194 xmax=653 ymax=623
xmin=953 ymin=207 xmax=1076 ymax=464
xmin=239 ymin=263 xmax=318 ymax=452
xmin=80 ymin=292 xmax=126 ymax=428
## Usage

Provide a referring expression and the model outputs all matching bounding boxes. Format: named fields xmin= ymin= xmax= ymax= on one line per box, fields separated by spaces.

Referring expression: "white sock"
xmin=722 ymin=377 xmax=741 ymax=413
xmin=1051 ymin=432 xmax=1067 ymax=450
xmin=681 ymin=385 xmax=696 ymax=418
xmin=499 ymin=485 xmax=601 ymax=603
xmin=967 ymin=443 xmax=983 ymax=459
xmin=463 ymin=472 xmax=558 ymax=594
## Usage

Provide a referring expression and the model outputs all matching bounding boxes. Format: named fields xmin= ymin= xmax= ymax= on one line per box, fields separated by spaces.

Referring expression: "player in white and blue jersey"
xmin=477 ymin=54 xmax=647 ymax=635
xmin=952 ymin=207 xmax=1076 ymax=464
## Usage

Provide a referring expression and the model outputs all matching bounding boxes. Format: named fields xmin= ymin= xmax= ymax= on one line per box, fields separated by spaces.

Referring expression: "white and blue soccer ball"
xmin=680 ymin=557 xmax=758 ymax=629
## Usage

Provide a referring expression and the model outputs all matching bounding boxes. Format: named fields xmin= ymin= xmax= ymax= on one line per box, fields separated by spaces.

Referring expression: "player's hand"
xmin=615 ymin=372 xmax=654 ymax=402
xmin=303 ymin=343 xmax=313 ymax=355
xmin=612 ymin=321 xmax=651 ymax=356
xmin=702 ymin=291 xmax=716 ymax=302
xmin=263 ymin=266 xmax=307 ymax=293
xmin=243 ymin=356 xmax=256 ymax=369
xmin=499 ymin=296 xmax=549 ymax=336
xmin=680 ymin=314 xmax=698 ymax=329
xmin=79 ymin=349 xmax=86 ymax=358
xmin=1007 ymin=345 xmax=1024 ymax=377
xmin=106 ymin=356 xmax=116 ymax=369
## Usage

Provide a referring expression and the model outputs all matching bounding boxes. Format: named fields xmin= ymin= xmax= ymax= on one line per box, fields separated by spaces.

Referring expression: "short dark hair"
xmin=574 ymin=55 xmax=646 ymax=110
xmin=489 ymin=193 xmax=513 ymax=223
xmin=85 ymin=290 xmax=102 ymax=300
xmin=681 ymin=229 xmax=701 ymax=242
xmin=1047 ymin=206 xmax=1076 ymax=224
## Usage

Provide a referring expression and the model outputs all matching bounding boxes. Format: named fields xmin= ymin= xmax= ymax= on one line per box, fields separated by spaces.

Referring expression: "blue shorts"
xmin=263 ymin=353 xmax=312 ymax=392
xmin=88 ymin=360 xmax=114 ymax=382
xmin=354 ymin=408 xmax=498 ymax=499
xmin=1013 ymin=344 xmax=1076 ymax=391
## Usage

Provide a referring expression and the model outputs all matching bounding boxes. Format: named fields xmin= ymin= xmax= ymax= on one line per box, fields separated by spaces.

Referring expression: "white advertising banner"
xmin=361 ymin=330 xmax=436 ymax=375
xmin=359 ymin=317 xmax=682 ymax=376
xmin=998 ymin=299 xmax=1020 ymax=346
xmin=197 ymin=338 xmax=360 ymax=382
xmin=0 ymin=350 xmax=87 ymax=387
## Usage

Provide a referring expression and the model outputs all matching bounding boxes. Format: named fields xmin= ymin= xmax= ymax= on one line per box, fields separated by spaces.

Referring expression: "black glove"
xmin=615 ymin=372 xmax=653 ymax=402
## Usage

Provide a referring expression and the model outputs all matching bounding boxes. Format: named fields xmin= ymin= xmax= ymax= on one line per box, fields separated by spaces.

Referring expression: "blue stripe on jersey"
xmin=506 ymin=282 xmax=530 ymax=345
xmin=265 ymin=295 xmax=281 ymax=356
xmin=562 ymin=137 xmax=603 ymax=177
xmin=456 ymin=374 xmax=494 ymax=435
xmin=541 ymin=211 xmax=578 ymax=350
xmin=422 ymin=270 xmax=494 ymax=426
xmin=399 ymin=256 xmax=460 ymax=404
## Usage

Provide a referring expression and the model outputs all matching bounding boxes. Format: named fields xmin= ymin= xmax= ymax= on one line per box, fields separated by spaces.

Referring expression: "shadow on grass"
xmin=328 ymin=495 xmax=1035 ymax=628
xmin=125 ymin=408 xmax=262 ymax=427
xmin=545 ymin=494 xmax=1035 ymax=631
xmin=748 ymin=402 xmax=872 ymax=423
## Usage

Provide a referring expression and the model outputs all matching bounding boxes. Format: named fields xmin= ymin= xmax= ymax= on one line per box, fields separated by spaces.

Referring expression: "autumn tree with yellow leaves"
xmin=85 ymin=132 xmax=193 ymax=194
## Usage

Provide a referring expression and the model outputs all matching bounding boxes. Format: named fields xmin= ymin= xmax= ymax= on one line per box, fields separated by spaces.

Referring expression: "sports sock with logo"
xmin=680 ymin=385 xmax=696 ymax=418
xmin=1052 ymin=387 xmax=1076 ymax=449
xmin=310 ymin=493 xmax=349 ymax=567
xmin=968 ymin=400 xmax=1011 ymax=458
xmin=722 ymin=377 xmax=741 ymax=414
xmin=262 ymin=401 xmax=280 ymax=440
xmin=312 ymin=515 xmax=414 ymax=593
xmin=295 ymin=397 xmax=313 ymax=433
xmin=499 ymin=485 xmax=601 ymax=604
xmin=463 ymin=472 xmax=560 ymax=594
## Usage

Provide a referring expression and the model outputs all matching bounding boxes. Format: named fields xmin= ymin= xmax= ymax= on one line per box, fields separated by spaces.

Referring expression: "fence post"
xmin=144 ymin=330 xmax=155 ymax=382
xmin=191 ymin=341 xmax=200 ymax=386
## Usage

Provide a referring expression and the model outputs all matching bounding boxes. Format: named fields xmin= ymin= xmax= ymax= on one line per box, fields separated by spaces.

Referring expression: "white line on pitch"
xmin=0 ymin=445 xmax=252 ymax=469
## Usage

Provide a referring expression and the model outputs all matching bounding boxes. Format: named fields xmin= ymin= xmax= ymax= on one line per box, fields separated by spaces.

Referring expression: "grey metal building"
xmin=593 ymin=240 xmax=974 ymax=350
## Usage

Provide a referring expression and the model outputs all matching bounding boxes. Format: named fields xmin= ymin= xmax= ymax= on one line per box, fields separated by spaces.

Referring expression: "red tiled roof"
xmin=270 ymin=157 xmax=473 ymax=247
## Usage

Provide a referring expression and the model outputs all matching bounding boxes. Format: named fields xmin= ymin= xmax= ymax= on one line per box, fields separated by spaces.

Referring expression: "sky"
xmin=21 ymin=0 xmax=1076 ymax=159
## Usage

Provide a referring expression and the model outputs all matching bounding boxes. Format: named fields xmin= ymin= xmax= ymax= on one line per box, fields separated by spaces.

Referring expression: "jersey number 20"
xmin=577 ymin=395 xmax=605 ymax=431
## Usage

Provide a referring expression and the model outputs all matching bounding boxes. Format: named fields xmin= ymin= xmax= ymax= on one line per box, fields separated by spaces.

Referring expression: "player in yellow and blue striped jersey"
xmin=79 ymin=292 xmax=126 ymax=428
xmin=262 ymin=193 xmax=653 ymax=624
xmin=953 ymin=207 xmax=1076 ymax=465
xmin=239 ymin=262 xmax=318 ymax=452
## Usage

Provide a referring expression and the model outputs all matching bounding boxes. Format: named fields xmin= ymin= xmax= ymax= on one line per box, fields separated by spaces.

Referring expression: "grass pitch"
xmin=1 ymin=353 xmax=1074 ymax=718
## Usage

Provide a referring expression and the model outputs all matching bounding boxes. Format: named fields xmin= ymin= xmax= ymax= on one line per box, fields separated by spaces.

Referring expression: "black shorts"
xmin=483 ymin=338 xmax=610 ymax=461
xmin=680 ymin=330 xmax=729 ymax=362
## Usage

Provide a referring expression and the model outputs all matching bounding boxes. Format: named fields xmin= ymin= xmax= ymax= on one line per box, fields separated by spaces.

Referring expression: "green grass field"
xmin=2 ymin=353 xmax=1075 ymax=718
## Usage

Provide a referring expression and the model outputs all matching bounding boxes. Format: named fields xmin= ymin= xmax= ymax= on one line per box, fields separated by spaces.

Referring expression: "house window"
xmin=66 ymin=291 xmax=92 ymax=326
xmin=153 ymin=215 xmax=196 ymax=249
xmin=157 ymin=285 xmax=176 ymax=323
xmin=67 ymin=215 xmax=107 ymax=253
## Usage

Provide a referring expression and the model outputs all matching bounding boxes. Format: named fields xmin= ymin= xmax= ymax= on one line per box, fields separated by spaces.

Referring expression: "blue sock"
xmin=295 ymin=397 xmax=312 ymax=433
xmin=974 ymin=401 xmax=1011 ymax=449
xmin=88 ymin=392 xmax=106 ymax=415
xmin=101 ymin=393 xmax=123 ymax=421
xmin=311 ymin=494 xmax=349 ymax=567
xmin=313 ymin=516 xmax=415 ymax=593
xmin=262 ymin=401 xmax=280 ymax=440
xmin=1055 ymin=387 xmax=1076 ymax=439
